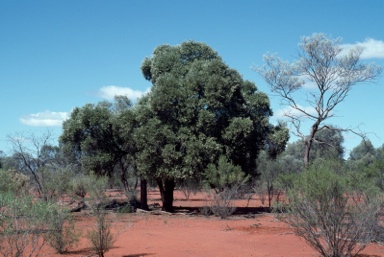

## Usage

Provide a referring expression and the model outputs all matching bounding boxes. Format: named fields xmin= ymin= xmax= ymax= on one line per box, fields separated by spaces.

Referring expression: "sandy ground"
xmin=40 ymin=189 xmax=384 ymax=257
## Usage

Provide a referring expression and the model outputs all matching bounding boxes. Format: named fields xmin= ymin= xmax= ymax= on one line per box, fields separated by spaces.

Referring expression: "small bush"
xmin=209 ymin=186 xmax=238 ymax=219
xmin=0 ymin=193 xmax=51 ymax=257
xmin=45 ymin=206 xmax=80 ymax=254
xmin=86 ymin=208 xmax=116 ymax=257
xmin=200 ymin=205 xmax=212 ymax=217
xmin=69 ymin=174 xmax=90 ymax=202
xmin=85 ymin=174 xmax=116 ymax=257
xmin=0 ymin=169 xmax=29 ymax=195
xmin=178 ymin=179 xmax=200 ymax=200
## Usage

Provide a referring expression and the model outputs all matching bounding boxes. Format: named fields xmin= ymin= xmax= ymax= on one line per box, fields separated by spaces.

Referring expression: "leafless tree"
xmin=254 ymin=33 xmax=382 ymax=167
xmin=7 ymin=130 xmax=56 ymax=198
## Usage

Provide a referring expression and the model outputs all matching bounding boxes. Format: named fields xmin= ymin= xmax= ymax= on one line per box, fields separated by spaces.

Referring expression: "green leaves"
xmin=140 ymin=41 xmax=273 ymax=184
xmin=204 ymin=155 xmax=247 ymax=191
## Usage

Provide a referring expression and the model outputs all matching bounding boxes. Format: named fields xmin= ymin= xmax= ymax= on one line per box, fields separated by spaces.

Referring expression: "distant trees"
xmin=6 ymin=130 xmax=67 ymax=200
xmin=284 ymin=125 xmax=344 ymax=163
xmin=255 ymin=33 xmax=382 ymax=167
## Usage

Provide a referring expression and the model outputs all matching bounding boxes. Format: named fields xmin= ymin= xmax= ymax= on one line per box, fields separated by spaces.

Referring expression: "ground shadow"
xmin=123 ymin=253 xmax=155 ymax=257
xmin=64 ymin=247 xmax=93 ymax=255
xmin=172 ymin=206 xmax=271 ymax=215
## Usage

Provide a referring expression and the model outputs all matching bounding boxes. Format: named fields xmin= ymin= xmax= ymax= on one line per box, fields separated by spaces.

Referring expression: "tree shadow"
xmin=64 ymin=247 xmax=94 ymax=255
xmin=172 ymin=206 xmax=271 ymax=215
xmin=123 ymin=254 xmax=155 ymax=257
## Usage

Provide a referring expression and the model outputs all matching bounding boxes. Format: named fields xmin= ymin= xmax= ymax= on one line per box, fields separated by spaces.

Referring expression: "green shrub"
xmin=45 ymin=205 xmax=81 ymax=254
xmin=274 ymin=160 xmax=383 ymax=257
xmin=0 ymin=193 xmax=51 ymax=257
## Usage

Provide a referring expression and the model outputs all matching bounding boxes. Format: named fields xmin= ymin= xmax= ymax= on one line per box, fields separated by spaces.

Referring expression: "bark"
xmin=140 ymin=178 xmax=149 ymax=210
xmin=304 ymin=140 xmax=312 ymax=168
xmin=157 ymin=178 xmax=175 ymax=212
xmin=304 ymin=121 xmax=321 ymax=168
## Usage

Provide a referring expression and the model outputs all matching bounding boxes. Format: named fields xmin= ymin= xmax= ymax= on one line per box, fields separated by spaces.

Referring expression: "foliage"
xmin=69 ymin=173 xmax=90 ymax=204
xmin=137 ymin=41 xmax=276 ymax=211
xmin=60 ymin=96 xmax=143 ymax=205
xmin=7 ymin=131 xmax=63 ymax=200
xmin=256 ymin=152 xmax=285 ymax=208
xmin=0 ymin=193 xmax=51 ymax=257
xmin=275 ymin=160 xmax=383 ymax=257
xmin=0 ymin=169 xmax=29 ymax=195
xmin=84 ymin=174 xmax=116 ymax=257
xmin=45 ymin=205 xmax=81 ymax=254
xmin=86 ymin=209 xmax=115 ymax=257
xmin=177 ymin=178 xmax=200 ymax=200
xmin=204 ymin=155 xmax=247 ymax=192
xmin=265 ymin=121 xmax=290 ymax=159
xmin=209 ymin=186 xmax=239 ymax=219
xmin=255 ymin=33 xmax=382 ymax=167
xmin=39 ymin=166 xmax=74 ymax=201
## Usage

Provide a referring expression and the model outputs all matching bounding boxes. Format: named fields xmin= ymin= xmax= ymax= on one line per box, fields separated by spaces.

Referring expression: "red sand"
xmin=42 ymin=189 xmax=384 ymax=257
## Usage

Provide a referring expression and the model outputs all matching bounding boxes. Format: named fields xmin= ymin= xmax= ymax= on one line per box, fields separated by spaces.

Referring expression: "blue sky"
xmin=1 ymin=1 xmax=384 ymax=157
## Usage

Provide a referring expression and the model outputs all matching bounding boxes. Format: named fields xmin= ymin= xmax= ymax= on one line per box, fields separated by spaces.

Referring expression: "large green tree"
xmin=255 ymin=33 xmax=382 ymax=167
xmin=59 ymin=97 xmax=148 ymax=207
xmin=138 ymin=41 xmax=280 ymax=211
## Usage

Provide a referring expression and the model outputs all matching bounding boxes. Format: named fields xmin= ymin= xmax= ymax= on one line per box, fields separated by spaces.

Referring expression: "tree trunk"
xmin=304 ymin=121 xmax=320 ymax=168
xmin=140 ymin=178 xmax=149 ymax=210
xmin=157 ymin=178 xmax=175 ymax=212
xmin=304 ymin=139 xmax=312 ymax=168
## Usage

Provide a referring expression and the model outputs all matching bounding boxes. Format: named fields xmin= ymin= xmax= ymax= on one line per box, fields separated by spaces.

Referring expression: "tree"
xmin=284 ymin=125 xmax=344 ymax=163
xmin=60 ymin=97 xmax=149 ymax=209
xmin=60 ymin=102 xmax=118 ymax=177
xmin=138 ymin=41 xmax=277 ymax=212
xmin=255 ymin=33 xmax=382 ymax=167
xmin=349 ymin=139 xmax=375 ymax=161
xmin=7 ymin=130 xmax=60 ymax=200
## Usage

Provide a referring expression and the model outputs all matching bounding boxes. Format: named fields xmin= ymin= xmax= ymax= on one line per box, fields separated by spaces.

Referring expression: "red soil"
xmin=42 ymin=189 xmax=384 ymax=257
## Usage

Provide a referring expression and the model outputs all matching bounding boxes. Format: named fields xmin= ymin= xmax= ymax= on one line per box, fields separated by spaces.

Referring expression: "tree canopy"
xmin=254 ymin=33 xmax=382 ymax=167
xmin=137 ymin=41 xmax=285 ymax=211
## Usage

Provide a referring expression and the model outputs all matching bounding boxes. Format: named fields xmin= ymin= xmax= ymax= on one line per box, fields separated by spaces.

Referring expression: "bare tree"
xmin=254 ymin=33 xmax=382 ymax=167
xmin=7 ymin=130 xmax=56 ymax=199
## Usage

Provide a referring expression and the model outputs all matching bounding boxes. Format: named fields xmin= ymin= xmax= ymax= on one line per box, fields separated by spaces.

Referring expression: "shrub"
xmin=274 ymin=160 xmax=383 ymax=257
xmin=86 ymin=208 xmax=116 ymax=257
xmin=0 ymin=169 xmax=29 ymax=195
xmin=85 ymin=174 xmax=116 ymax=257
xmin=178 ymin=179 xmax=200 ymax=200
xmin=69 ymin=174 xmax=90 ymax=204
xmin=45 ymin=206 xmax=80 ymax=254
xmin=39 ymin=166 xmax=74 ymax=201
xmin=209 ymin=186 xmax=238 ymax=219
xmin=0 ymin=193 xmax=50 ymax=257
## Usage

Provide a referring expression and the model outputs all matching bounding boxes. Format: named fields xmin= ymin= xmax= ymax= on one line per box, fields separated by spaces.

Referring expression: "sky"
xmin=1 ymin=1 xmax=384 ymax=158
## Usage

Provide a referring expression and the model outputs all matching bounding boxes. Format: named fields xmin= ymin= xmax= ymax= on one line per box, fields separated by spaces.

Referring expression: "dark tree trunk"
xmin=304 ymin=121 xmax=321 ymax=168
xmin=140 ymin=178 xmax=149 ymax=210
xmin=304 ymin=139 xmax=312 ymax=168
xmin=157 ymin=178 xmax=175 ymax=212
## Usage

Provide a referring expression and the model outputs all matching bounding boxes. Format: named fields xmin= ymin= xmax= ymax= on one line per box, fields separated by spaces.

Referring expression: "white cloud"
xmin=274 ymin=105 xmax=317 ymax=119
xmin=341 ymin=38 xmax=384 ymax=59
xmin=20 ymin=111 xmax=69 ymax=127
xmin=98 ymin=85 xmax=150 ymax=100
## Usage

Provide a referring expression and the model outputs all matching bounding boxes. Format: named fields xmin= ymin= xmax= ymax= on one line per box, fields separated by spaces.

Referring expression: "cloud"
xmin=274 ymin=105 xmax=317 ymax=119
xmin=341 ymin=38 xmax=384 ymax=59
xmin=20 ymin=111 xmax=69 ymax=127
xmin=98 ymin=85 xmax=150 ymax=100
